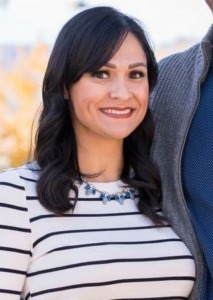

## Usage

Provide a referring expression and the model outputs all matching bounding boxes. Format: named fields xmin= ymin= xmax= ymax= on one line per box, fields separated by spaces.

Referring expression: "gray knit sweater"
xmin=150 ymin=24 xmax=213 ymax=299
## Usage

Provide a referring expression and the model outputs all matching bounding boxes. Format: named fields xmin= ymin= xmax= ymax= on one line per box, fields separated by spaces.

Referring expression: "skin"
xmin=205 ymin=0 xmax=213 ymax=12
xmin=67 ymin=33 xmax=149 ymax=181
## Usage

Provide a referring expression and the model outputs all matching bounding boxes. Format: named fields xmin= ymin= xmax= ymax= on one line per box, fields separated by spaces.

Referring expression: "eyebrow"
xmin=105 ymin=62 xmax=147 ymax=69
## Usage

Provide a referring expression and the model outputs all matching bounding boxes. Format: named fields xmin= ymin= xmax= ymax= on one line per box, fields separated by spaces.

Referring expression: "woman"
xmin=0 ymin=6 xmax=196 ymax=299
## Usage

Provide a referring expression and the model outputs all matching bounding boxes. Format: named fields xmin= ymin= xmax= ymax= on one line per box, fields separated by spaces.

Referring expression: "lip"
xmin=100 ymin=107 xmax=135 ymax=118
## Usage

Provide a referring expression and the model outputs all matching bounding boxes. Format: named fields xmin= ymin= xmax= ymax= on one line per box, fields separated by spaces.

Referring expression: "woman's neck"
xmin=77 ymin=138 xmax=124 ymax=182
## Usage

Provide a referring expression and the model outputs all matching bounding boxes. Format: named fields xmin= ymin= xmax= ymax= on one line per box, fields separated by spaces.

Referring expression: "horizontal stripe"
xmin=31 ymin=277 xmax=195 ymax=297
xmin=33 ymin=225 xmax=170 ymax=247
xmin=0 ymin=288 xmax=20 ymax=295
xmin=25 ymin=292 xmax=31 ymax=300
xmin=75 ymin=195 xmax=140 ymax=201
xmin=0 ymin=225 xmax=31 ymax=233
xmin=20 ymin=176 xmax=37 ymax=183
xmin=0 ymin=182 xmax=25 ymax=190
xmin=111 ymin=297 xmax=188 ymax=300
xmin=0 ymin=267 xmax=26 ymax=275
xmin=25 ymin=196 xmax=140 ymax=202
xmin=47 ymin=239 xmax=182 ymax=254
xmin=30 ymin=212 xmax=141 ymax=222
xmin=0 ymin=246 xmax=31 ymax=255
xmin=0 ymin=203 xmax=27 ymax=211
xmin=27 ymin=256 xmax=193 ymax=277
xmin=26 ymin=196 xmax=38 ymax=200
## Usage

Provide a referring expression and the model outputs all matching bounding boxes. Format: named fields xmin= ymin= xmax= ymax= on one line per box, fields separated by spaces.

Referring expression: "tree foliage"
xmin=0 ymin=43 xmax=49 ymax=169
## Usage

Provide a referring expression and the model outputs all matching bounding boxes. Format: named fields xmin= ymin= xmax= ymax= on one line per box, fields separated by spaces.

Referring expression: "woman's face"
xmin=68 ymin=33 xmax=149 ymax=143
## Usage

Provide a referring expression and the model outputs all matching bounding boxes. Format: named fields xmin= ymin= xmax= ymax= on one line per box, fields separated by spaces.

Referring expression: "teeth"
xmin=102 ymin=108 xmax=131 ymax=115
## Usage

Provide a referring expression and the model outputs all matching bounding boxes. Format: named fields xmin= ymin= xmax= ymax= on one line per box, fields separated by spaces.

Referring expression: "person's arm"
xmin=0 ymin=169 xmax=31 ymax=299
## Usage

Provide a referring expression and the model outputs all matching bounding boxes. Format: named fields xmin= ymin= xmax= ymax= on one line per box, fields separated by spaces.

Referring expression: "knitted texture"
xmin=182 ymin=60 xmax=213 ymax=299
xmin=150 ymin=24 xmax=213 ymax=299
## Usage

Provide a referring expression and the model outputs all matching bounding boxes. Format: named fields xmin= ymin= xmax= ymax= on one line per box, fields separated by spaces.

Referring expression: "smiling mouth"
xmin=100 ymin=108 xmax=134 ymax=117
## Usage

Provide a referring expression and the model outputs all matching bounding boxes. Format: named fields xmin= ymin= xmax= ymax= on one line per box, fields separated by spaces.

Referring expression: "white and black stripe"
xmin=0 ymin=165 xmax=195 ymax=299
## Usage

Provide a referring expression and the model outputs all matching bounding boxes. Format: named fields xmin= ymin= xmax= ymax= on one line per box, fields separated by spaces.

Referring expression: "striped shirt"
xmin=0 ymin=164 xmax=195 ymax=299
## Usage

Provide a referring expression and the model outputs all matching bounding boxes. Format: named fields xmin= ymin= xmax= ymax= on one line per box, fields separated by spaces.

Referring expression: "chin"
xmin=106 ymin=131 xmax=133 ymax=140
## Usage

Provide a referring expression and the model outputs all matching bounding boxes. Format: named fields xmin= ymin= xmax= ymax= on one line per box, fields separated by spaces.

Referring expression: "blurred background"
xmin=0 ymin=0 xmax=212 ymax=170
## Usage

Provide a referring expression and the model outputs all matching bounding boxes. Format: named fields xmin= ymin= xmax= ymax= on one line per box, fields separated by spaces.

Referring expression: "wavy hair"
xmin=34 ymin=6 xmax=163 ymax=224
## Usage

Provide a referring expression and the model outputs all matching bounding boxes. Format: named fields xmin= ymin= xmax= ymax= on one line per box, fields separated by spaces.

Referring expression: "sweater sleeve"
xmin=0 ymin=169 xmax=31 ymax=300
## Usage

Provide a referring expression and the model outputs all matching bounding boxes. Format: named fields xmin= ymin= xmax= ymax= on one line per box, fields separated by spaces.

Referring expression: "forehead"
xmin=110 ymin=33 xmax=146 ymax=62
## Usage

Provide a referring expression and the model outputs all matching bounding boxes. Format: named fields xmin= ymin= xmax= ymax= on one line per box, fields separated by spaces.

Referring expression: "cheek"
xmin=69 ymin=90 xmax=98 ymax=123
xmin=136 ymin=87 xmax=149 ymax=121
xmin=71 ymin=83 xmax=103 ymax=108
xmin=138 ymin=86 xmax=149 ymax=106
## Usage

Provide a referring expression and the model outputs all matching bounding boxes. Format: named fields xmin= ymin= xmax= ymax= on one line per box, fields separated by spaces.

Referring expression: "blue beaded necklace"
xmin=82 ymin=180 xmax=136 ymax=205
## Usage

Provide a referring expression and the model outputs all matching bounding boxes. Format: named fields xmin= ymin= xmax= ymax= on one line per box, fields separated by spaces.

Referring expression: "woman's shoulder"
xmin=0 ymin=162 xmax=40 ymax=225
xmin=0 ymin=162 xmax=40 ymax=206
xmin=0 ymin=161 xmax=40 ymax=184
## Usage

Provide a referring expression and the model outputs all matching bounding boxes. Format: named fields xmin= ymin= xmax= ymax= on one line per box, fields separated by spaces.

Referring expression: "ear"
xmin=63 ymin=86 xmax=70 ymax=100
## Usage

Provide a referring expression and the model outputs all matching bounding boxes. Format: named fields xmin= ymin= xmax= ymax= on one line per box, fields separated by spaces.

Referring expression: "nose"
xmin=110 ymin=78 xmax=132 ymax=100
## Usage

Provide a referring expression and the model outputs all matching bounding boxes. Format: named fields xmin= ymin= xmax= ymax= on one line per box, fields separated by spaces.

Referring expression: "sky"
xmin=0 ymin=0 xmax=212 ymax=47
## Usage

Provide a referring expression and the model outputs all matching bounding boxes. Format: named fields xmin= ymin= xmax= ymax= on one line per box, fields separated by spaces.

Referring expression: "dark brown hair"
xmin=34 ymin=6 xmax=163 ymax=224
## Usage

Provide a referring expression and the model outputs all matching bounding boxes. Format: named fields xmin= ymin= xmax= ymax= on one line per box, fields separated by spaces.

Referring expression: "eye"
xmin=91 ymin=70 xmax=109 ymax=79
xmin=129 ymin=71 xmax=145 ymax=79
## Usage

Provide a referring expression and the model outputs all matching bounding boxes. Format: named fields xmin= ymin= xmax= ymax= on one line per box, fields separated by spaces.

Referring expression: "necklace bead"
xmin=83 ymin=181 xmax=135 ymax=205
